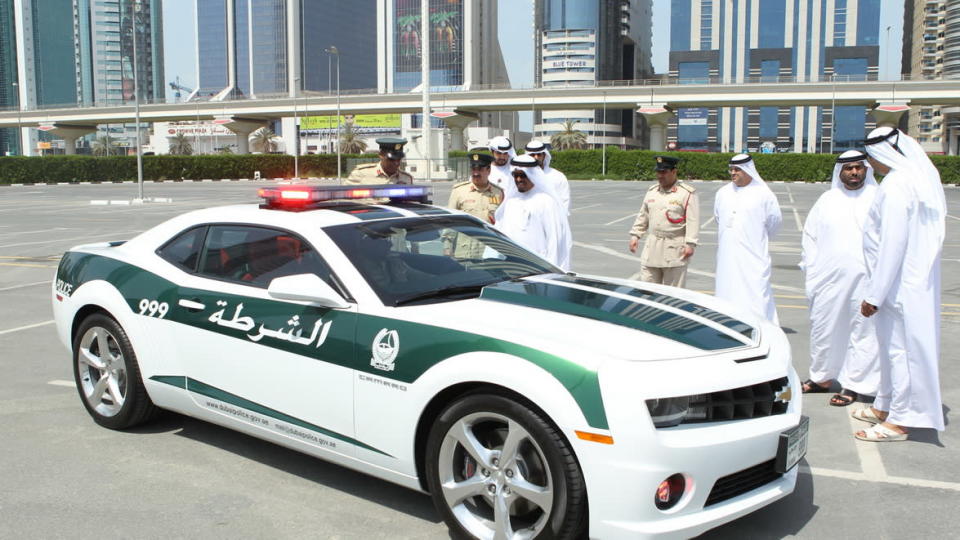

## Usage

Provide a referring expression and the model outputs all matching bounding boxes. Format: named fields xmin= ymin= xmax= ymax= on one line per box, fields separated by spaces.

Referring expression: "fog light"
xmin=655 ymin=474 xmax=685 ymax=510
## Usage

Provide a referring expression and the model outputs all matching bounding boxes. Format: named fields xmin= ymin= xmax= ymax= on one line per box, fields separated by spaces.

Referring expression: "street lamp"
xmin=324 ymin=46 xmax=341 ymax=181
xmin=131 ymin=1 xmax=144 ymax=199
xmin=11 ymin=81 xmax=19 ymax=156
xmin=294 ymin=76 xmax=300 ymax=179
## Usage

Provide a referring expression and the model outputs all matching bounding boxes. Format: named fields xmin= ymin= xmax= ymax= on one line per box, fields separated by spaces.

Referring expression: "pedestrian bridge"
xmin=2 ymin=77 xmax=959 ymax=153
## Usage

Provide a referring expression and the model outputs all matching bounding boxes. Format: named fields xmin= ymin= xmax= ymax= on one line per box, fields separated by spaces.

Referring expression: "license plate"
xmin=775 ymin=415 xmax=809 ymax=473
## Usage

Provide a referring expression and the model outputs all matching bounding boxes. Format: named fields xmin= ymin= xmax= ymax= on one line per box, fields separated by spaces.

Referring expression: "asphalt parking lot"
xmin=1 ymin=178 xmax=958 ymax=539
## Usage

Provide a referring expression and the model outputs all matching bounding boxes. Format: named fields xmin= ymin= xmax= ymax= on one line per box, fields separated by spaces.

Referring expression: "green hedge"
xmin=0 ymin=154 xmax=375 ymax=185
xmin=4 ymin=150 xmax=959 ymax=184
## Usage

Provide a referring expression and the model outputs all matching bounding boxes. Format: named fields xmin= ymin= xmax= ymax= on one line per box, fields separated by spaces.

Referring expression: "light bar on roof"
xmin=258 ymin=184 xmax=431 ymax=209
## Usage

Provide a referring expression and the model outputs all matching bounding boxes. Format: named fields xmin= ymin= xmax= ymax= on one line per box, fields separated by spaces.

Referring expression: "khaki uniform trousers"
xmin=639 ymin=265 xmax=688 ymax=288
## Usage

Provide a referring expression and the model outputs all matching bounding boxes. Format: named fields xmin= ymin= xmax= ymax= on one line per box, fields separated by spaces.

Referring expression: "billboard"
xmin=301 ymin=114 xmax=402 ymax=131
xmin=678 ymin=108 xmax=708 ymax=126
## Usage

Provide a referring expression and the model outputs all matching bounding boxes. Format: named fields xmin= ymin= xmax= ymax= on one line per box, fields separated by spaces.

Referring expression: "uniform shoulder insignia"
xmin=678 ymin=182 xmax=695 ymax=193
xmin=647 ymin=184 xmax=659 ymax=191
xmin=452 ymin=180 xmax=471 ymax=188
xmin=355 ymin=163 xmax=376 ymax=170
xmin=489 ymin=183 xmax=504 ymax=194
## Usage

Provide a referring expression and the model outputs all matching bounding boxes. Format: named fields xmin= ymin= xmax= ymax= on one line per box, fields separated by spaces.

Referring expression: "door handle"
xmin=178 ymin=298 xmax=206 ymax=312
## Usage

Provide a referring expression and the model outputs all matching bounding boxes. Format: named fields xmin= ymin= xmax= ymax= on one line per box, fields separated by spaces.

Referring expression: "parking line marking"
xmin=701 ymin=216 xmax=715 ymax=229
xmin=0 ymin=280 xmax=51 ymax=292
xmin=800 ymin=466 xmax=960 ymax=492
xmin=792 ymin=208 xmax=802 ymax=231
xmin=947 ymin=214 xmax=959 ymax=221
xmin=0 ymin=320 xmax=55 ymax=335
xmin=603 ymin=212 xmax=638 ymax=226
xmin=574 ymin=241 xmax=806 ymax=293
xmin=47 ymin=380 xmax=75 ymax=388
xmin=0 ymin=262 xmax=57 ymax=268
xmin=786 ymin=185 xmax=795 ymax=204
xmin=572 ymin=203 xmax=602 ymax=211
xmin=848 ymin=409 xmax=888 ymax=480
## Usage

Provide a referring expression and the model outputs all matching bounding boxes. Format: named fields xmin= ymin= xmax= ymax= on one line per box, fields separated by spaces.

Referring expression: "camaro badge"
xmin=370 ymin=328 xmax=400 ymax=372
xmin=774 ymin=385 xmax=792 ymax=404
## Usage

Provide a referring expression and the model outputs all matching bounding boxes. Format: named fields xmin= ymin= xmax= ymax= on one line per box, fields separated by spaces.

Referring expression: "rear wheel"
xmin=73 ymin=314 xmax=156 ymax=429
xmin=425 ymin=393 xmax=587 ymax=539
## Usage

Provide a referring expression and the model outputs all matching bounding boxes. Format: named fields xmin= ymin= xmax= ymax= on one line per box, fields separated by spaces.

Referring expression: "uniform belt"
xmin=652 ymin=230 xmax=684 ymax=239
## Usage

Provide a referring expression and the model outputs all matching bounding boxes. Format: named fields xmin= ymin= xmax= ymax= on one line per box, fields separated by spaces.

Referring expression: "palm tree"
xmin=168 ymin=133 xmax=193 ymax=155
xmin=91 ymin=135 xmax=120 ymax=156
xmin=250 ymin=127 xmax=279 ymax=153
xmin=339 ymin=123 xmax=369 ymax=154
xmin=550 ymin=120 xmax=588 ymax=150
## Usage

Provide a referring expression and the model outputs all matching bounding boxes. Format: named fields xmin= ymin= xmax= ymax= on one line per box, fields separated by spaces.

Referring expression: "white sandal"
xmin=855 ymin=424 xmax=908 ymax=442
xmin=851 ymin=407 xmax=883 ymax=425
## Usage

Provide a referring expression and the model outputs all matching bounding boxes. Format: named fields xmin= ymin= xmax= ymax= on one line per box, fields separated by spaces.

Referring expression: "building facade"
xmin=902 ymin=0 xmax=951 ymax=153
xmin=195 ymin=0 xmax=378 ymax=99
xmin=0 ymin=0 xmax=19 ymax=155
xmin=533 ymin=0 xmax=655 ymax=148
xmin=943 ymin=0 xmax=960 ymax=154
xmin=375 ymin=0 xmax=515 ymax=168
xmin=668 ymin=0 xmax=881 ymax=153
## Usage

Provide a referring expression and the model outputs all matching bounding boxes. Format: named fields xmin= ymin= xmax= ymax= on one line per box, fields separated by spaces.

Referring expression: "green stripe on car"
xmin=150 ymin=375 xmax=390 ymax=456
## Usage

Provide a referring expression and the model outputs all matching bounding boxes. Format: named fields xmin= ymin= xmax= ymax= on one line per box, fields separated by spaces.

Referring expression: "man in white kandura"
xmin=853 ymin=127 xmax=946 ymax=442
xmin=524 ymin=140 xmax=571 ymax=215
xmin=487 ymin=136 xmax=518 ymax=199
xmin=494 ymin=155 xmax=571 ymax=270
xmin=525 ymin=140 xmax=573 ymax=268
xmin=799 ymin=150 xmax=880 ymax=407
xmin=714 ymin=154 xmax=783 ymax=324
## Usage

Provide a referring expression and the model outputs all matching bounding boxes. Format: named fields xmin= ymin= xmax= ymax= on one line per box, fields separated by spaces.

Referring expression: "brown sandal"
xmin=830 ymin=388 xmax=858 ymax=407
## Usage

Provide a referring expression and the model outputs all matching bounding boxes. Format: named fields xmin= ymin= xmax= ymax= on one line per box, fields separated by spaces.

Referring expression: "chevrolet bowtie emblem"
xmin=775 ymin=385 xmax=792 ymax=404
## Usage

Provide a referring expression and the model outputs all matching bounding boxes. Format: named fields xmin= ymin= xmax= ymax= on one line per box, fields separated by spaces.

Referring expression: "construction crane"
xmin=169 ymin=77 xmax=197 ymax=102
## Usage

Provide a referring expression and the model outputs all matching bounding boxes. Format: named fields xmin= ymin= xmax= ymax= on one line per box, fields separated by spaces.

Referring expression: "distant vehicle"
xmin=52 ymin=184 xmax=807 ymax=539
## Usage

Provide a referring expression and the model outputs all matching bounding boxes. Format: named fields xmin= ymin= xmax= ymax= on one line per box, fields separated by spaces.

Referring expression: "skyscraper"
xmin=194 ymin=0 xmax=377 ymax=99
xmin=0 ymin=0 xmax=19 ymax=155
xmin=533 ymin=0 xmax=654 ymax=148
xmin=943 ymin=0 xmax=959 ymax=154
xmin=668 ymin=0 xmax=881 ymax=153
xmin=904 ymin=0 xmax=959 ymax=154
xmin=377 ymin=0 xmax=513 ymax=133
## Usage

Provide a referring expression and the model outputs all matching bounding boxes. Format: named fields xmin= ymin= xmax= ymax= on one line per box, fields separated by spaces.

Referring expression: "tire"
xmin=425 ymin=393 xmax=587 ymax=540
xmin=72 ymin=313 xmax=157 ymax=430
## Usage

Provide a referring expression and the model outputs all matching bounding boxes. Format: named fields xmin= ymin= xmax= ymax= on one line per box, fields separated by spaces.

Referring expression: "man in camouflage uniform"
xmin=347 ymin=137 xmax=414 ymax=185
xmin=628 ymin=155 xmax=700 ymax=288
xmin=444 ymin=152 xmax=503 ymax=258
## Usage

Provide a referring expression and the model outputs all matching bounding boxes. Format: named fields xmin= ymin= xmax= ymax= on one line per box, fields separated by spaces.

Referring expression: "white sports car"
xmin=52 ymin=184 xmax=807 ymax=539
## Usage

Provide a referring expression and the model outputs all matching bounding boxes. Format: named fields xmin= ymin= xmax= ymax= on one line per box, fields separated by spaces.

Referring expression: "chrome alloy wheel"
xmin=76 ymin=326 xmax=127 ymax=417
xmin=437 ymin=411 xmax=554 ymax=540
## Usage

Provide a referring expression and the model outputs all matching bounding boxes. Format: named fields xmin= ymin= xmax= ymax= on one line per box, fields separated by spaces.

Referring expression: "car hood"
xmin=396 ymin=274 xmax=765 ymax=364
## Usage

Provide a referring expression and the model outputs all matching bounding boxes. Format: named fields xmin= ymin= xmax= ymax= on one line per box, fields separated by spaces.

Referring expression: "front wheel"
xmin=425 ymin=393 xmax=587 ymax=539
xmin=73 ymin=313 xmax=157 ymax=430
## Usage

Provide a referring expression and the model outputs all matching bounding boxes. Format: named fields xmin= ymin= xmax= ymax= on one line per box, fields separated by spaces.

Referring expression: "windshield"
xmin=325 ymin=216 xmax=560 ymax=305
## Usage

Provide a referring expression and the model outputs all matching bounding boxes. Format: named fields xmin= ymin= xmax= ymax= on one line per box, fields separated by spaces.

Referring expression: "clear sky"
xmin=163 ymin=0 xmax=905 ymax=102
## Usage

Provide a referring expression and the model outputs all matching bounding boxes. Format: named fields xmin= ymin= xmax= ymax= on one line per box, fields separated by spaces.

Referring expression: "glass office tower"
xmin=534 ymin=0 xmax=654 ymax=148
xmin=195 ymin=0 xmax=377 ymax=98
xmin=0 ymin=0 xmax=19 ymax=155
xmin=668 ymin=0 xmax=881 ymax=153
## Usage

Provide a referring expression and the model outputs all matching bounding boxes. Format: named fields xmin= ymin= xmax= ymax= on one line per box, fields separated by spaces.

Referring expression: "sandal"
xmin=855 ymin=424 xmax=908 ymax=442
xmin=851 ymin=407 xmax=883 ymax=425
xmin=830 ymin=388 xmax=858 ymax=407
xmin=801 ymin=379 xmax=831 ymax=393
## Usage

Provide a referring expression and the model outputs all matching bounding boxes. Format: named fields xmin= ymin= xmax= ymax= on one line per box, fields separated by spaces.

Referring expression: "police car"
xmin=52 ymin=184 xmax=807 ymax=539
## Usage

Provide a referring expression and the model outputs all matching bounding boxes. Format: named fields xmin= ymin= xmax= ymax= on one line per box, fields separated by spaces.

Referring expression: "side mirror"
xmin=267 ymin=274 xmax=351 ymax=309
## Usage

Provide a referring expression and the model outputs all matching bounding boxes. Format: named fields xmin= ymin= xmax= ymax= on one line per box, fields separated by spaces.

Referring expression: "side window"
xmin=157 ymin=226 xmax=206 ymax=272
xmin=198 ymin=225 xmax=339 ymax=290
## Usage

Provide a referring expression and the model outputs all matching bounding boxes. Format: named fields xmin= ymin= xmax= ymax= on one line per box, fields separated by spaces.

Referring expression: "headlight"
xmin=645 ymin=396 xmax=690 ymax=428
